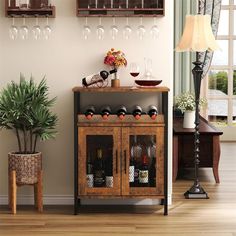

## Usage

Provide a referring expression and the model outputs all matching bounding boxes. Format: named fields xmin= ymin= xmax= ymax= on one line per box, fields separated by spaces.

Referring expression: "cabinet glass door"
xmin=122 ymin=127 xmax=164 ymax=196
xmin=78 ymin=127 xmax=121 ymax=196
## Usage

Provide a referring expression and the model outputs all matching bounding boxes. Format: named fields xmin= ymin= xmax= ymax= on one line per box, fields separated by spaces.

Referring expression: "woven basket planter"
xmin=8 ymin=152 xmax=42 ymax=185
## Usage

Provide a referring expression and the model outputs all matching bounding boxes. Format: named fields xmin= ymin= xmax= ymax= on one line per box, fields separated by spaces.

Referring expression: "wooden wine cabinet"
xmin=73 ymin=86 xmax=169 ymax=215
xmin=76 ymin=0 xmax=165 ymax=17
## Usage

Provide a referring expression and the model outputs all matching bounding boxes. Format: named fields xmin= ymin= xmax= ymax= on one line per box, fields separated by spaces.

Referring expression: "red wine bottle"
xmin=84 ymin=106 xmax=95 ymax=120
xmin=101 ymin=106 xmax=111 ymax=120
xmin=82 ymin=69 xmax=117 ymax=87
xmin=139 ymin=155 xmax=149 ymax=187
xmin=116 ymin=105 xmax=127 ymax=120
xmin=132 ymin=105 xmax=142 ymax=120
xmin=94 ymin=149 xmax=105 ymax=187
xmin=148 ymin=105 xmax=158 ymax=120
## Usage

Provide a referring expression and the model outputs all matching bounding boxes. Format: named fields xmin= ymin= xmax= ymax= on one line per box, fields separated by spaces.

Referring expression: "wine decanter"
xmin=141 ymin=58 xmax=155 ymax=80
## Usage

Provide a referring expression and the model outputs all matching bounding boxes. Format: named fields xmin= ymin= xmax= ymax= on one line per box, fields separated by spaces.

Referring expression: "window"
xmin=206 ymin=0 xmax=236 ymax=131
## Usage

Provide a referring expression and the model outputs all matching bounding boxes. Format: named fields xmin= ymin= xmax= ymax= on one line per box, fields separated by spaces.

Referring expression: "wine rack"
xmin=77 ymin=0 xmax=165 ymax=17
xmin=73 ymin=86 xmax=169 ymax=215
xmin=5 ymin=0 xmax=56 ymax=17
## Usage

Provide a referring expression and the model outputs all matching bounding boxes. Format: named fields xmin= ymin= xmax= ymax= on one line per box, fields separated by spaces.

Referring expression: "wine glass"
xmin=96 ymin=17 xmax=105 ymax=40
xmin=110 ymin=17 xmax=118 ymax=40
xmin=123 ymin=17 xmax=132 ymax=40
xmin=130 ymin=63 xmax=140 ymax=78
xmin=19 ymin=16 xmax=29 ymax=40
xmin=137 ymin=17 xmax=145 ymax=40
xmin=43 ymin=16 xmax=52 ymax=40
xmin=83 ymin=17 xmax=91 ymax=40
xmin=9 ymin=17 xmax=18 ymax=40
xmin=150 ymin=17 xmax=159 ymax=39
xmin=32 ymin=15 xmax=41 ymax=40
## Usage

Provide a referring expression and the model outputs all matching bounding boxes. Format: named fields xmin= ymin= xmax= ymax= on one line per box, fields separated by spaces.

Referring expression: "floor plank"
xmin=0 ymin=142 xmax=236 ymax=235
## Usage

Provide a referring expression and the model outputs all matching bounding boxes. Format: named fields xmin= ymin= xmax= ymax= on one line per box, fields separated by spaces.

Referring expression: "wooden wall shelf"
xmin=5 ymin=0 xmax=56 ymax=17
xmin=77 ymin=0 xmax=165 ymax=17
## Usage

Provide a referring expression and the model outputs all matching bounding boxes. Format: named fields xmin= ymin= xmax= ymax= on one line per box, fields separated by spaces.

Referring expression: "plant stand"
xmin=9 ymin=170 xmax=43 ymax=214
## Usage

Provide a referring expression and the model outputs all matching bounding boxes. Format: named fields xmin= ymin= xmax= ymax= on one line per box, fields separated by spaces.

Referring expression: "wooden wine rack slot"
xmin=78 ymin=114 xmax=164 ymax=125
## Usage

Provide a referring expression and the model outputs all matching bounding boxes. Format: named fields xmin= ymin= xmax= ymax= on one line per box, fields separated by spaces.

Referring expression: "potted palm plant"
xmin=0 ymin=75 xmax=57 ymax=186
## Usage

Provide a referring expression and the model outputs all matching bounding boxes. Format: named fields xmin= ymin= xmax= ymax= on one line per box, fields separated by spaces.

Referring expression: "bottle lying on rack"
xmin=94 ymin=149 xmax=105 ymax=187
xmin=82 ymin=69 xmax=117 ymax=87
xmin=101 ymin=106 xmax=111 ymax=120
xmin=84 ymin=105 xmax=95 ymax=120
xmin=132 ymin=105 xmax=143 ymax=120
xmin=116 ymin=105 xmax=127 ymax=120
xmin=148 ymin=105 xmax=158 ymax=120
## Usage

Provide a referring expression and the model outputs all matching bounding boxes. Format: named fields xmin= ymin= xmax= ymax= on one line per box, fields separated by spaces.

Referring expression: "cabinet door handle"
xmin=116 ymin=150 xmax=118 ymax=174
xmin=124 ymin=150 xmax=127 ymax=174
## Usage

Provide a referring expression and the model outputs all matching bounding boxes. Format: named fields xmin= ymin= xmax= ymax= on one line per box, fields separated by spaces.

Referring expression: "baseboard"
xmin=0 ymin=194 xmax=172 ymax=205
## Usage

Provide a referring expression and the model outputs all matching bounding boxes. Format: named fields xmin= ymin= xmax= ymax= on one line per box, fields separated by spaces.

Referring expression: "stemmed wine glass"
xmin=137 ymin=17 xmax=145 ymax=40
xmin=130 ymin=63 xmax=140 ymax=78
xmin=150 ymin=17 xmax=159 ymax=39
xmin=123 ymin=17 xmax=132 ymax=40
xmin=110 ymin=17 xmax=118 ymax=40
xmin=19 ymin=16 xmax=29 ymax=40
xmin=96 ymin=17 xmax=105 ymax=40
xmin=32 ymin=15 xmax=41 ymax=40
xmin=9 ymin=16 xmax=18 ymax=40
xmin=83 ymin=17 xmax=91 ymax=40
xmin=43 ymin=15 xmax=52 ymax=40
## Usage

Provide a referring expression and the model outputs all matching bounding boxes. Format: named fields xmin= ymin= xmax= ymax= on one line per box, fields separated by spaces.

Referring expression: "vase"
xmin=111 ymin=69 xmax=120 ymax=88
xmin=183 ymin=110 xmax=195 ymax=129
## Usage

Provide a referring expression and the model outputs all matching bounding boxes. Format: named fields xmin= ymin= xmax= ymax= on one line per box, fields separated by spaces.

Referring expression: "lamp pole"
xmin=184 ymin=52 xmax=209 ymax=199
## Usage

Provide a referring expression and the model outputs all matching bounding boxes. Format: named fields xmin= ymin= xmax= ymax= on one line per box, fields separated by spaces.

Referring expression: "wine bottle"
xmin=129 ymin=154 xmax=135 ymax=187
xmin=116 ymin=105 xmax=127 ymax=120
xmin=132 ymin=105 xmax=142 ymax=120
xmin=101 ymin=106 xmax=111 ymax=120
xmin=139 ymin=155 xmax=149 ymax=187
xmin=148 ymin=105 xmax=158 ymax=120
xmin=149 ymin=158 xmax=156 ymax=187
xmin=94 ymin=149 xmax=105 ymax=187
xmin=105 ymin=157 xmax=113 ymax=188
xmin=84 ymin=105 xmax=95 ymax=120
xmin=82 ymin=69 xmax=117 ymax=87
xmin=86 ymin=154 xmax=94 ymax=188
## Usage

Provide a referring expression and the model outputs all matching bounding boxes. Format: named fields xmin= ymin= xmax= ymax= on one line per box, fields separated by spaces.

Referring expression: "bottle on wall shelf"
xmin=148 ymin=105 xmax=158 ymax=120
xmin=101 ymin=106 xmax=111 ymax=120
xmin=84 ymin=105 xmax=96 ymax=120
xmin=82 ymin=69 xmax=117 ymax=87
xmin=132 ymin=105 xmax=143 ymax=120
xmin=94 ymin=149 xmax=105 ymax=187
xmin=139 ymin=154 xmax=149 ymax=187
xmin=116 ymin=105 xmax=127 ymax=120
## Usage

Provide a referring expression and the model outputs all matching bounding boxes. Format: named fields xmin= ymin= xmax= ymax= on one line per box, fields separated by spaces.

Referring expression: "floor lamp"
xmin=176 ymin=14 xmax=220 ymax=199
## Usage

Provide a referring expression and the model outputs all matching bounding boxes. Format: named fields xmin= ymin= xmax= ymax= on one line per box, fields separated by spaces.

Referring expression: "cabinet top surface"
xmin=72 ymin=86 xmax=170 ymax=93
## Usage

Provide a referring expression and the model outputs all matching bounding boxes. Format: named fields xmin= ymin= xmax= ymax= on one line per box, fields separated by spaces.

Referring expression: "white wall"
xmin=0 ymin=0 xmax=173 ymax=205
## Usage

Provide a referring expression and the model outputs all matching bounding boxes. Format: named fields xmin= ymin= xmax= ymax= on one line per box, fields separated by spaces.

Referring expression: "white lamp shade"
xmin=176 ymin=15 xmax=220 ymax=52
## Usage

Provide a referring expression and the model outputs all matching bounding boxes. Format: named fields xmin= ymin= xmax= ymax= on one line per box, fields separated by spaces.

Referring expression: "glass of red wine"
xmin=130 ymin=62 xmax=140 ymax=78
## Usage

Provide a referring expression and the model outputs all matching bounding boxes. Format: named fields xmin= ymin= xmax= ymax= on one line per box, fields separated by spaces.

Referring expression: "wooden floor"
xmin=0 ymin=142 xmax=236 ymax=236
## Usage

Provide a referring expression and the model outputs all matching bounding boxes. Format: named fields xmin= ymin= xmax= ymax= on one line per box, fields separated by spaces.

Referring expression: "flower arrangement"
xmin=104 ymin=48 xmax=127 ymax=69
xmin=174 ymin=92 xmax=207 ymax=113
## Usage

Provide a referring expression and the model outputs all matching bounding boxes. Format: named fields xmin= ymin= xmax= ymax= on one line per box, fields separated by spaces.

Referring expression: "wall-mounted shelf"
xmin=5 ymin=0 xmax=56 ymax=17
xmin=77 ymin=0 xmax=165 ymax=17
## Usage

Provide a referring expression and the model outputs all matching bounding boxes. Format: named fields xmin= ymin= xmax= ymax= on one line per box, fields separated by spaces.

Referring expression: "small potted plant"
xmin=174 ymin=92 xmax=207 ymax=128
xmin=104 ymin=48 xmax=127 ymax=88
xmin=0 ymin=75 xmax=57 ymax=192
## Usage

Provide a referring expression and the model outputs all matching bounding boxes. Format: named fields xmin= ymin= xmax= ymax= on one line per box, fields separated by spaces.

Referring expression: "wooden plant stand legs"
xmin=9 ymin=170 xmax=43 ymax=214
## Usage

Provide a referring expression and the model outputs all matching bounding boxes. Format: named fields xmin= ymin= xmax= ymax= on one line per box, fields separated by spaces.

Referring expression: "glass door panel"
xmin=122 ymin=127 xmax=164 ymax=196
xmin=78 ymin=127 xmax=121 ymax=196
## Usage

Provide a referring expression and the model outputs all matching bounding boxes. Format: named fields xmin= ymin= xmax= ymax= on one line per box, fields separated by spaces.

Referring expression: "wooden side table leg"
xmin=10 ymin=170 xmax=17 ymax=214
xmin=172 ymin=135 xmax=179 ymax=182
xmin=34 ymin=184 xmax=38 ymax=209
xmin=213 ymin=136 xmax=220 ymax=183
xmin=8 ymin=172 xmax=12 ymax=208
xmin=36 ymin=171 xmax=43 ymax=212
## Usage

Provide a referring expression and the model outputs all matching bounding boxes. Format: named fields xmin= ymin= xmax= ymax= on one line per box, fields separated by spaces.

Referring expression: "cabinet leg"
xmin=74 ymin=198 xmax=81 ymax=215
xmin=213 ymin=136 xmax=220 ymax=183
